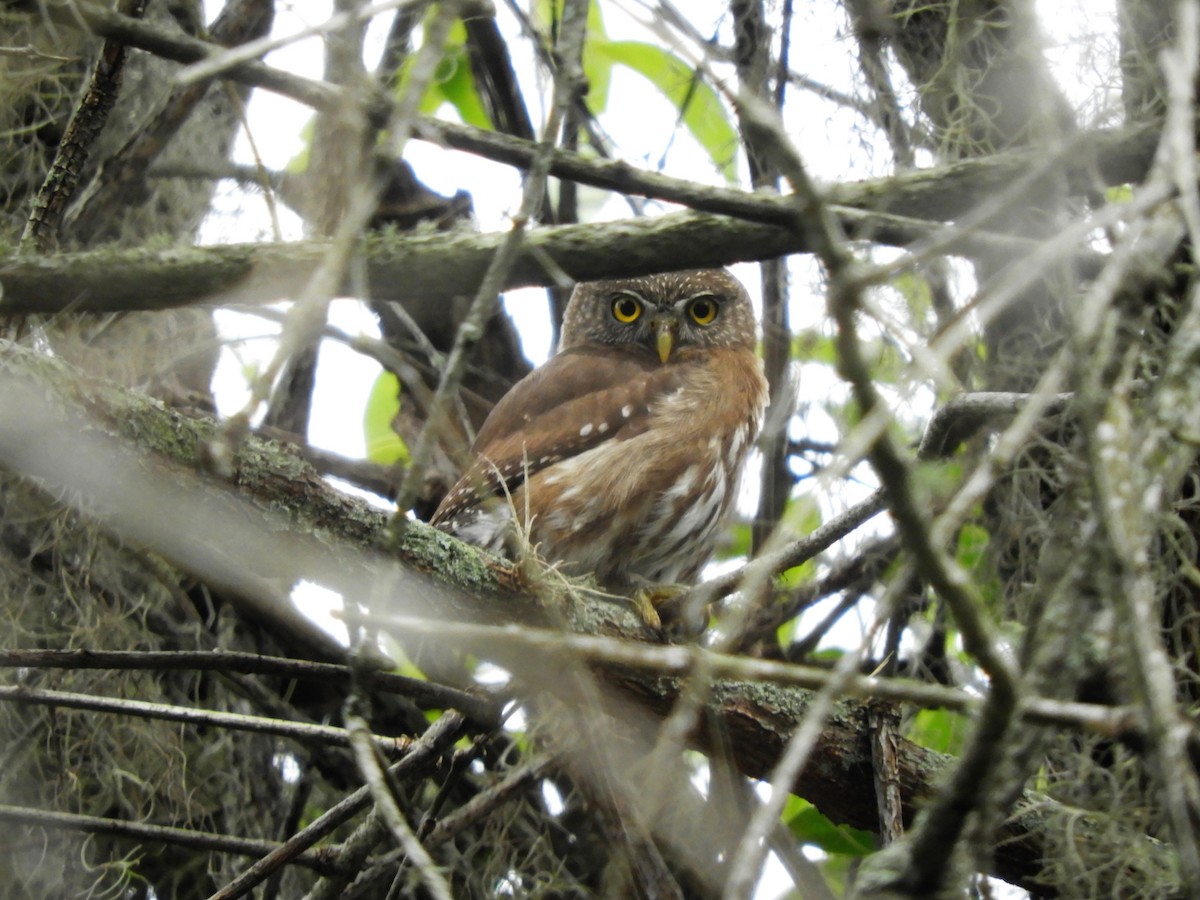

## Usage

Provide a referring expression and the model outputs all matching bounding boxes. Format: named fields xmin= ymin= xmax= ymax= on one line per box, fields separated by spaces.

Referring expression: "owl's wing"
xmin=431 ymin=345 xmax=686 ymax=528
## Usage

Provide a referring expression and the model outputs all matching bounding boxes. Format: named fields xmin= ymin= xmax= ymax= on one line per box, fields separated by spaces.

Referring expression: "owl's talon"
xmin=630 ymin=587 xmax=670 ymax=631
xmin=631 ymin=584 xmax=712 ymax=638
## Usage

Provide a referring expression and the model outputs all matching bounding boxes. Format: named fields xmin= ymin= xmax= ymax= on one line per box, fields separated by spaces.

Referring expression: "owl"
xmin=431 ymin=269 xmax=768 ymax=613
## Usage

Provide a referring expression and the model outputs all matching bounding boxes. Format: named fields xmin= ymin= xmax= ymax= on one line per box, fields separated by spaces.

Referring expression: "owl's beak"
xmin=655 ymin=321 xmax=675 ymax=363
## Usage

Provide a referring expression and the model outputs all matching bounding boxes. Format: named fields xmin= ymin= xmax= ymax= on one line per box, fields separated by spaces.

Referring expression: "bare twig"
xmin=0 ymin=648 xmax=498 ymax=724
xmin=420 ymin=757 xmax=554 ymax=848
xmin=345 ymin=708 xmax=454 ymax=900
xmin=680 ymin=488 xmax=887 ymax=618
xmin=176 ymin=0 xmax=424 ymax=85
xmin=869 ymin=703 xmax=905 ymax=845
xmin=0 ymin=804 xmax=341 ymax=873
xmin=392 ymin=0 xmax=588 ymax=513
xmin=208 ymin=711 xmax=466 ymax=900
xmin=20 ymin=0 xmax=148 ymax=252
xmin=0 ymin=684 xmax=414 ymax=754
xmin=232 ymin=0 xmax=459 ymax=430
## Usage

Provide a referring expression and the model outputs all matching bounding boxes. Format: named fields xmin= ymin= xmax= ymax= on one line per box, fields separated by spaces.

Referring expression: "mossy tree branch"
xmin=0 ymin=341 xmax=1175 ymax=897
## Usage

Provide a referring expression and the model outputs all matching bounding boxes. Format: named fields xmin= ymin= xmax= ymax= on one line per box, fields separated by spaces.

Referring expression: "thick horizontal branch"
xmin=0 ymin=343 xmax=1173 ymax=895
xmin=0 ymin=207 xmax=1101 ymax=317
xmin=420 ymin=115 xmax=1158 ymax=227
xmin=356 ymin=612 xmax=1144 ymax=739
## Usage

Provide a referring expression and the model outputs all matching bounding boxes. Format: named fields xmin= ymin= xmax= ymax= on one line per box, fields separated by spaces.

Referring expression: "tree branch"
xmin=34 ymin=0 xmax=1159 ymax=231
xmin=0 ymin=805 xmax=343 ymax=874
xmin=0 ymin=203 xmax=1107 ymax=318
xmin=0 ymin=342 xmax=1177 ymax=895
xmin=0 ymin=648 xmax=498 ymax=724
xmin=0 ymin=684 xmax=415 ymax=755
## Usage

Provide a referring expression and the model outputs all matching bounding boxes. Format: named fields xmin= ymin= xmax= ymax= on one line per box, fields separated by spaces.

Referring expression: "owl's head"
xmin=559 ymin=269 xmax=757 ymax=362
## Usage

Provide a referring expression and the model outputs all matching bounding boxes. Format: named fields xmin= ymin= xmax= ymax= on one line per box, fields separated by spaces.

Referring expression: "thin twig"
xmin=231 ymin=0 xmax=459 ymax=429
xmin=0 ymin=648 xmax=498 ymax=724
xmin=679 ymin=488 xmax=887 ymax=617
xmin=176 ymin=0 xmax=425 ymax=85
xmin=421 ymin=756 xmax=554 ymax=848
xmin=20 ymin=0 xmax=148 ymax=252
xmin=345 ymin=709 xmax=454 ymax=900
xmin=208 ymin=711 xmax=466 ymax=900
xmin=869 ymin=702 xmax=905 ymax=845
xmin=0 ymin=684 xmax=413 ymax=754
xmin=0 ymin=804 xmax=341 ymax=873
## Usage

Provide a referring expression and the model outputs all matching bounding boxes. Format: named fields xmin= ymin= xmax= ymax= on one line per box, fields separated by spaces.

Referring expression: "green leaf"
xmin=582 ymin=2 xmax=614 ymax=110
xmin=285 ymin=117 xmax=316 ymax=175
xmin=782 ymin=796 xmax=875 ymax=856
xmin=425 ymin=52 xmax=493 ymax=129
xmin=1105 ymin=183 xmax=1134 ymax=204
xmin=906 ymin=707 xmax=969 ymax=756
xmin=891 ymin=270 xmax=933 ymax=322
xmin=398 ymin=19 xmax=491 ymax=129
xmin=777 ymin=496 xmax=822 ymax=587
xmin=528 ymin=2 xmax=735 ymax=179
xmin=590 ymin=40 xmax=738 ymax=181
xmin=954 ymin=522 xmax=990 ymax=571
xmin=792 ymin=331 xmax=838 ymax=366
xmin=363 ymin=370 xmax=410 ymax=466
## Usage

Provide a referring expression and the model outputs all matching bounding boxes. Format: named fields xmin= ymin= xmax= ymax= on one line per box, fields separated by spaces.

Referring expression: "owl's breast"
xmin=526 ymin=347 xmax=767 ymax=588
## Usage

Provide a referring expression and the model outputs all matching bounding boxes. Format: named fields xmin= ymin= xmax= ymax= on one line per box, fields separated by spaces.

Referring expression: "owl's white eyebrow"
xmin=612 ymin=290 xmax=648 ymax=303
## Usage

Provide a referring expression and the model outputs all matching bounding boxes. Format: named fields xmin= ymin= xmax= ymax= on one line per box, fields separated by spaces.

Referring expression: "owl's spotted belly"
xmin=529 ymin=419 xmax=755 ymax=589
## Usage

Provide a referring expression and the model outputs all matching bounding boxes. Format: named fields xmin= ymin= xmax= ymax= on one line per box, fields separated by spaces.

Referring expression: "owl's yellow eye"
xmin=688 ymin=296 xmax=719 ymax=326
xmin=611 ymin=295 xmax=642 ymax=324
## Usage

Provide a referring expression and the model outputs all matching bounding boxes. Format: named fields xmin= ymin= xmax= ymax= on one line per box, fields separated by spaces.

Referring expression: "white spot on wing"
xmin=663 ymin=465 xmax=701 ymax=502
xmin=580 ymin=422 xmax=594 ymax=437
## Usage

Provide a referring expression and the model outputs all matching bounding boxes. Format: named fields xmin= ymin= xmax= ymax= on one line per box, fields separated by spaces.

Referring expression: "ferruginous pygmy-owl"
xmin=431 ymin=269 xmax=768 ymax=603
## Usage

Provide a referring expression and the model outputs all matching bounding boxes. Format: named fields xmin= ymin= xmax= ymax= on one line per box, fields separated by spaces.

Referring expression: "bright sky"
xmin=202 ymin=0 xmax=1116 ymax=456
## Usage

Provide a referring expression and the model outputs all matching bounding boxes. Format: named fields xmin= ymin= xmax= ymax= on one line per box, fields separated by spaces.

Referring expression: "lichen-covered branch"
xmin=0 ymin=342 xmax=1177 ymax=895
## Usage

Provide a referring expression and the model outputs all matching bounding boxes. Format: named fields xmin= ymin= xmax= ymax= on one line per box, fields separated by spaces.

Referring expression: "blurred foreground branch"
xmin=0 ymin=343 xmax=1176 ymax=894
